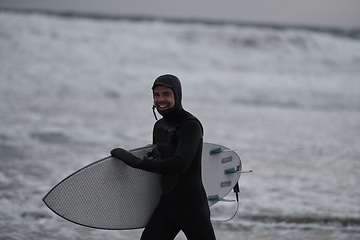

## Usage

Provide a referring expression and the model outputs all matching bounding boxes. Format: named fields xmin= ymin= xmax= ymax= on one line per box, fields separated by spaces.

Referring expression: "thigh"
xmin=180 ymin=213 xmax=216 ymax=240
xmin=140 ymin=209 xmax=180 ymax=240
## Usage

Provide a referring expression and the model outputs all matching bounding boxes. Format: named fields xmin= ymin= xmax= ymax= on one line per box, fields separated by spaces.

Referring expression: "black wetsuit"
xmin=111 ymin=75 xmax=216 ymax=240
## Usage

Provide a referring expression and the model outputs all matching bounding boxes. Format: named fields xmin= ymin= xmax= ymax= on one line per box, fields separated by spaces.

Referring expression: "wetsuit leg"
xmin=140 ymin=208 xmax=180 ymax=240
xmin=178 ymin=211 xmax=216 ymax=240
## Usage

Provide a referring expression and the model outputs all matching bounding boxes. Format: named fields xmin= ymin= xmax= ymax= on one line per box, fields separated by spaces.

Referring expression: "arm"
xmin=111 ymin=120 xmax=202 ymax=174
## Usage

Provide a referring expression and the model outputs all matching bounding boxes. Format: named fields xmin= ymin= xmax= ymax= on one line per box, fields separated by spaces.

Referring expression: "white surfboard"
xmin=43 ymin=142 xmax=242 ymax=230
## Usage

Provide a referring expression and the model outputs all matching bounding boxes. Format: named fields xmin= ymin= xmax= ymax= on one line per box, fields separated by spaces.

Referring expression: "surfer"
xmin=111 ymin=74 xmax=216 ymax=239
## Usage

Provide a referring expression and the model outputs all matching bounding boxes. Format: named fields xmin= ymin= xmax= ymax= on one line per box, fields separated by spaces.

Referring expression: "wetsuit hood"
xmin=152 ymin=74 xmax=183 ymax=120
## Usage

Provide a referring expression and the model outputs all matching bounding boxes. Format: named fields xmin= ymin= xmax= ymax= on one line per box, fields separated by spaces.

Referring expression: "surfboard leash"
xmin=210 ymin=182 xmax=241 ymax=223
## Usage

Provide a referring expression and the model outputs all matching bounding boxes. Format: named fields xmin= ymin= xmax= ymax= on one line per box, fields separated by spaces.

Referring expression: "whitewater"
xmin=0 ymin=11 xmax=360 ymax=240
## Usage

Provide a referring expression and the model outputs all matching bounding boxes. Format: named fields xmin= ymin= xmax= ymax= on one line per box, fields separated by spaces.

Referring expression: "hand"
xmin=110 ymin=148 xmax=143 ymax=168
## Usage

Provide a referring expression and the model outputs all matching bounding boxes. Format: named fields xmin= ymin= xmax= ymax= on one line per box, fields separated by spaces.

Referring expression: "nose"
xmin=157 ymin=95 xmax=166 ymax=102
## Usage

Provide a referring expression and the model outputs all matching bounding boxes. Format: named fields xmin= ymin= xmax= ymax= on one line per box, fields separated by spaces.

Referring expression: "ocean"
xmin=0 ymin=11 xmax=359 ymax=239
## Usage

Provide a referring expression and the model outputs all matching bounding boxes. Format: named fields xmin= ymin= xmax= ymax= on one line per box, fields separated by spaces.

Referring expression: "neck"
xmin=158 ymin=106 xmax=183 ymax=122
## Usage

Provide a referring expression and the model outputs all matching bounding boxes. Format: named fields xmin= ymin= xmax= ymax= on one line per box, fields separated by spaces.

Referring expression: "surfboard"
xmin=43 ymin=142 xmax=242 ymax=230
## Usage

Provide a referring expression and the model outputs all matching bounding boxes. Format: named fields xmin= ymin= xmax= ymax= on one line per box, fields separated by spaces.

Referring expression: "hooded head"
xmin=152 ymin=74 xmax=183 ymax=120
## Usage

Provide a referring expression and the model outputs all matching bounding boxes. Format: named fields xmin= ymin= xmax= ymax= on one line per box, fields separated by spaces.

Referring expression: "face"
xmin=153 ymin=85 xmax=175 ymax=111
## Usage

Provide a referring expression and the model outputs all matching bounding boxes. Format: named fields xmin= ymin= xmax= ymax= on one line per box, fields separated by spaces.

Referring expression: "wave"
xmin=1 ymin=11 xmax=359 ymax=239
xmin=1 ymin=8 xmax=360 ymax=40
xmin=240 ymin=215 xmax=360 ymax=228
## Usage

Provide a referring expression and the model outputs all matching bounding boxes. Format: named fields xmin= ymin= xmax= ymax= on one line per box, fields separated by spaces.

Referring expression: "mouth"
xmin=158 ymin=104 xmax=169 ymax=109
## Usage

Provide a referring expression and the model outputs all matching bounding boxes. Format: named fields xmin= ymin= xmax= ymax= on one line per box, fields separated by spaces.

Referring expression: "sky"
xmin=1 ymin=0 xmax=360 ymax=29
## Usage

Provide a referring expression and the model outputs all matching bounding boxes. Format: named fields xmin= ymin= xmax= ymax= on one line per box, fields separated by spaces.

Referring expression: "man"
xmin=111 ymin=74 xmax=216 ymax=240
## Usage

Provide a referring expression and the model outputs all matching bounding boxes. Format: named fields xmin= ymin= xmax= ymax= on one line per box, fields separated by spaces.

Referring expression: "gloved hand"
xmin=110 ymin=148 xmax=143 ymax=168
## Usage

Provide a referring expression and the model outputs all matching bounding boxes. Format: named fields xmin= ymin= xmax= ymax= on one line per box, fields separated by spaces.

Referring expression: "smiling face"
xmin=153 ymin=85 xmax=175 ymax=111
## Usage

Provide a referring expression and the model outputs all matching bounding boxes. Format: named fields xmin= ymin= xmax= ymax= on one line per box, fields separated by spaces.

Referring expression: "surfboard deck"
xmin=43 ymin=142 xmax=242 ymax=230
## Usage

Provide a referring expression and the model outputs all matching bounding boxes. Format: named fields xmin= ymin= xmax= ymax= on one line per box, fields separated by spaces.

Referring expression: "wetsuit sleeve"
xmin=138 ymin=120 xmax=202 ymax=174
xmin=111 ymin=148 xmax=142 ymax=168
